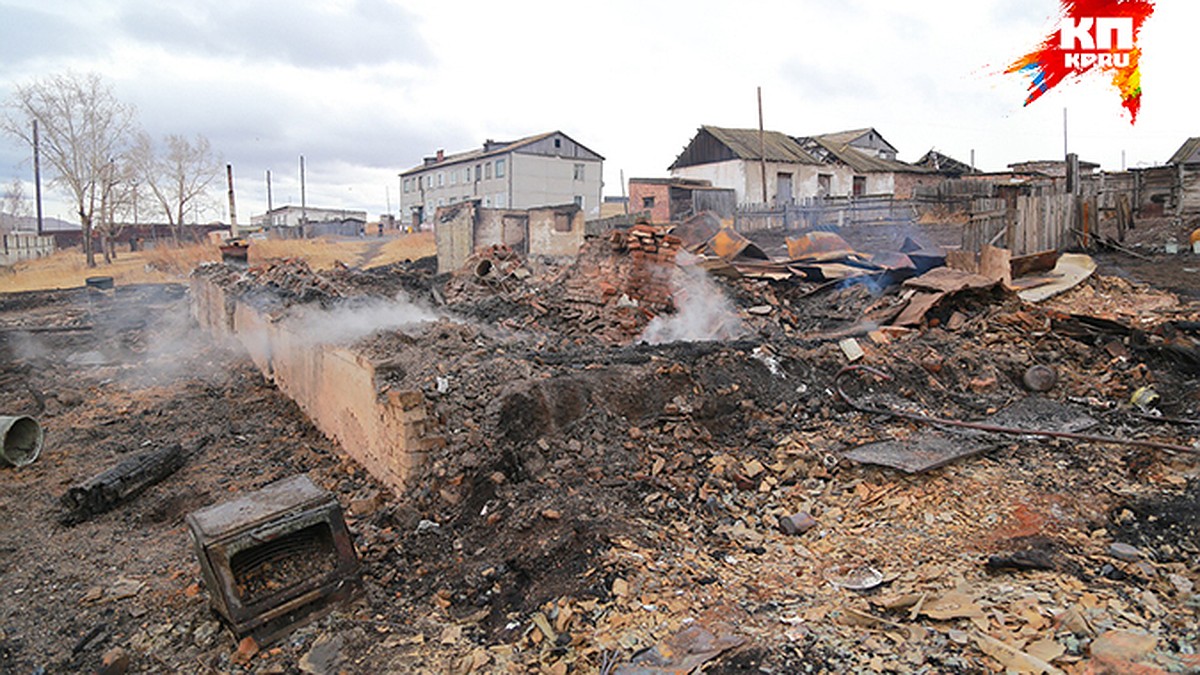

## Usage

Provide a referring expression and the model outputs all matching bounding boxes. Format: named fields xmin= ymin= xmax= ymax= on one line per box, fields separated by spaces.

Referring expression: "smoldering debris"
xmin=639 ymin=268 xmax=746 ymax=345
xmin=286 ymin=294 xmax=443 ymax=346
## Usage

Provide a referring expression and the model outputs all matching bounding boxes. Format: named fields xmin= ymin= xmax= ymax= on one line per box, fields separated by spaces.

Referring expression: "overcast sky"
xmin=1 ymin=0 xmax=1196 ymax=224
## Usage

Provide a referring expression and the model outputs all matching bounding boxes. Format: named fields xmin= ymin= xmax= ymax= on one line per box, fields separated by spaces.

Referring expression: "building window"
xmin=426 ymin=175 xmax=434 ymax=189
xmin=573 ymin=195 xmax=583 ymax=207
xmin=450 ymin=170 xmax=457 ymax=185
xmin=495 ymin=158 xmax=505 ymax=177
xmin=437 ymin=171 xmax=444 ymax=187
xmin=817 ymin=174 xmax=832 ymax=197
xmin=437 ymin=198 xmax=444 ymax=206
xmin=852 ymin=175 xmax=866 ymax=197
xmin=554 ymin=138 xmax=561 ymax=149
xmin=403 ymin=178 xmax=410 ymax=193
xmin=464 ymin=168 xmax=471 ymax=183
xmin=485 ymin=162 xmax=493 ymax=179
xmin=449 ymin=197 xmax=457 ymax=204
xmin=483 ymin=196 xmax=491 ymax=207
xmin=573 ymin=163 xmax=584 ymax=180
xmin=495 ymin=193 xmax=506 ymax=208
xmin=642 ymin=196 xmax=655 ymax=209
xmin=475 ymin=165 xmax=482 ymax=182
xmin=554 ymin=212 xmax=572 ymax=232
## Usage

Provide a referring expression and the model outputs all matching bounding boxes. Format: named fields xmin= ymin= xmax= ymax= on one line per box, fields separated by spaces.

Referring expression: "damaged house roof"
xmin=668 ymin=126 xmax=821 ymax=170
xmin=916 ymin=149 xmax=979 ymax=176
xmin=1168 ymin=137 xmax=1200 ymax=166
xmin=810 ymin=127 xmax=898 ymax=156
xmin=797 ymin=135 xmax=932 ymax=174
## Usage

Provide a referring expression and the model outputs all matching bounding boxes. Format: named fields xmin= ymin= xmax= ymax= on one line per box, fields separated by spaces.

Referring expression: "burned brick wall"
xmin=190 ymin=276 xmax=444 ymax=491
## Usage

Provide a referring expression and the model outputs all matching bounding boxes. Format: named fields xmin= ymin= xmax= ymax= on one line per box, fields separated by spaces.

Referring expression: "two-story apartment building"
xmin=399 ymin=131 xmax=603 ymax=227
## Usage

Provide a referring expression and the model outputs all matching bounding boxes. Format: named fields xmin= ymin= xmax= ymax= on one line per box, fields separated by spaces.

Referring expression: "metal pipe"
xmin=0 ymin=415 xmax=43 ymax=467
xmin=834 ymin=365 xmax=1198 ymax=455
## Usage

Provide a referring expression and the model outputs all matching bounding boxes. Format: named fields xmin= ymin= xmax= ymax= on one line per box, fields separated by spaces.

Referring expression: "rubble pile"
xmin=3 ymin=225 xmax=1200 ymax=673
xmin=194 ymin=258 xmax=350 ymax=311
xmin=436 ymin=225 xmax=689 ymax=344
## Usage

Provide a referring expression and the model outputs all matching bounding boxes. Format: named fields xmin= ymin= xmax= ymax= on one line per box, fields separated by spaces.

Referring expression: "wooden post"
xmin=1080 ymin=196 xmax=1089 ymax=249
xmin=226 ymin=164 xmax=239 ymax=238
xmin=757 ymin=87 xmax=767 ymax=204
xmin=300 ymin=155 xmax=307 ymax=226
xmin=620 ymin=169 xmax=627 ymax=215
xmin=32 ymin=119 xmax=44 ymax=236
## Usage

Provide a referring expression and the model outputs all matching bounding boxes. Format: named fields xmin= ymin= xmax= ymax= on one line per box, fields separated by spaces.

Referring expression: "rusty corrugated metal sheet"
xmin=705 ymin=227 xmax=769 ymax=261
xmin=786 ymin=231 xmax=853 ymax=259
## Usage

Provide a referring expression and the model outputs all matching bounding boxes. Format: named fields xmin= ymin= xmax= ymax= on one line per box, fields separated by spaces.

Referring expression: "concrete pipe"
xmin=474 ymin=259 xmax=494 ymax=279
xmin=0 ymin=416 xmax=43 ymax=467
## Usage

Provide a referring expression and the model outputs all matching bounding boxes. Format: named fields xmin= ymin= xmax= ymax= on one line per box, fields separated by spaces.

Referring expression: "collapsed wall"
xmin=189 ymin=276 xmax=444 ymax=491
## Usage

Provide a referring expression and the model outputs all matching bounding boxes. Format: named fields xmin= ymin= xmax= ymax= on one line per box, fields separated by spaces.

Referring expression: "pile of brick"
xmin=610 ymin=225 xmax=682 ymax=312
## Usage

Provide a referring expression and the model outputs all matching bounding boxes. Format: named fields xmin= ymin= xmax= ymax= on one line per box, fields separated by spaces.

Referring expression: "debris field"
xmin=1 ymin=219 xmax=1199 ymax=674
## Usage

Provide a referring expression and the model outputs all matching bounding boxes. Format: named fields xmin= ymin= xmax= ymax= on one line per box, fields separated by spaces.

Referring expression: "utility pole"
xmin=226 ymin=164 xmax=238 ymax=238
xmin=757 ymin=86 xmax=768 ymax=204
xmin=1063 ymin=107 xmax=1069 ymax=158
xmin=970 ymin=149 xmax=976 ymax=172
xmin=300 ymin=155 xmax=307 ymax=226
xmin=266 ymin=169 xmax=273 ymax=212
xmin=620 ymin=169 xmax=628 ymax=214
xmin=32 ymin=119 xmax=43 ymax=235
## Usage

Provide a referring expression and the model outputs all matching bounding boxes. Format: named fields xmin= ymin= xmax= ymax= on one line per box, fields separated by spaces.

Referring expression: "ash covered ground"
xmin=2 ymin=225 xmax=1200 ymax=673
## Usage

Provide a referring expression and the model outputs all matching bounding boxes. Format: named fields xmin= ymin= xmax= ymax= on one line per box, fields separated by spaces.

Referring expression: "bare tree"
xmin=131 ymin=132 xmax=222 ymax=243
xmin=1 ymin=72 xmax=137 ymax=267
xmin=94 ymin=157 xmax=140 ymax=263
xmin=0 ymin=177 xmax=31 ymax=233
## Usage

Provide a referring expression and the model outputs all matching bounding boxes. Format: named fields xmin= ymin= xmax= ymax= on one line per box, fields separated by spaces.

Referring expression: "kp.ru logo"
xmin=1006 ymin=1 xmax=1155 ymax=123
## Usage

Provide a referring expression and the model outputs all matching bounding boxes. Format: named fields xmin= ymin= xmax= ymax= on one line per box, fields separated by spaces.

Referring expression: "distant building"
xmin=1170 ymin=138 xmax=1200 ymax=167
xmin=251 ymin=205 xmax=368 ymax=229
xmin=627 ymin=177 xmax=736 ymax=224
xmin=1006 ymin=160 xmax=1099 ymax=179
xmin=795 ymin=129 xmax=937 ymax=199
xmin=1164 ymin=137 xmax=1200 ymax=213
xmin=668 ymin=125 xmax=932 ymax=204
xmin=668 ymin=126 xmax=828 ymax=205
xmin=433 ymin=200 xmax=584 ymax=273
xmin=915 ymin=150 xmax=980 ymax=178
xmin=400 ymin=131 xmax=604 ymax=228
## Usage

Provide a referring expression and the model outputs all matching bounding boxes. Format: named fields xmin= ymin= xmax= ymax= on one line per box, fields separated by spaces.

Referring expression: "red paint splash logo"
xmin=1007 ymin=0 xmax=1155 ymax=123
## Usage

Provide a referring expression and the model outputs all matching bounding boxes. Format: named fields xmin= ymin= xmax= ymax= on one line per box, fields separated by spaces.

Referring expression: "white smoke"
xmin=639 ymin=267 xmax=746 ymax=344
xmin=285 ymin=293 xmax=442 ymax=346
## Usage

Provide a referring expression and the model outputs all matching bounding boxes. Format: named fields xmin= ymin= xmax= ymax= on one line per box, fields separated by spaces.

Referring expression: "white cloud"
xmin=1 ymin=0 xmax=1196 ymax=223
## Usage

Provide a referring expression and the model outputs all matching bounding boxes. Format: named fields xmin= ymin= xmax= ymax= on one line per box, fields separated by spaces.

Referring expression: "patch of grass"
xmin=246 ymin=237 xmax=369 ymax=269
xmin=0 ymin=246 xmax=201 ymax=293
xmin=0 ymin=231 xmax=439 ymax=294
xmin=365 ymin=232 xmax=436 ymax=267
xmin=247 ymin=232 xmax=436 ymax=270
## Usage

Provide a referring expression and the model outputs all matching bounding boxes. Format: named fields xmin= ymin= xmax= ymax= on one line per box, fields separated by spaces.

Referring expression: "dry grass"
xmin=246 ymin=231 xmax=436 ymax=269
xmin=0 ymin=231 xmax=439 ymax=294
xmin=246 ymin=237 xmax=370 ymax=269
xmin=0 ymin=244 xmax=217 ymax=293
xmin=366 ymin=231 xmax=436 ymax=267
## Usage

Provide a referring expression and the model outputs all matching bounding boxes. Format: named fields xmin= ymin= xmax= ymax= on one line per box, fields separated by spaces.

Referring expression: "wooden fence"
xmin=734 ymin=196 xmax=916 ymax=233
xmin=962 ymin=194 xmax=1092 ymax=256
